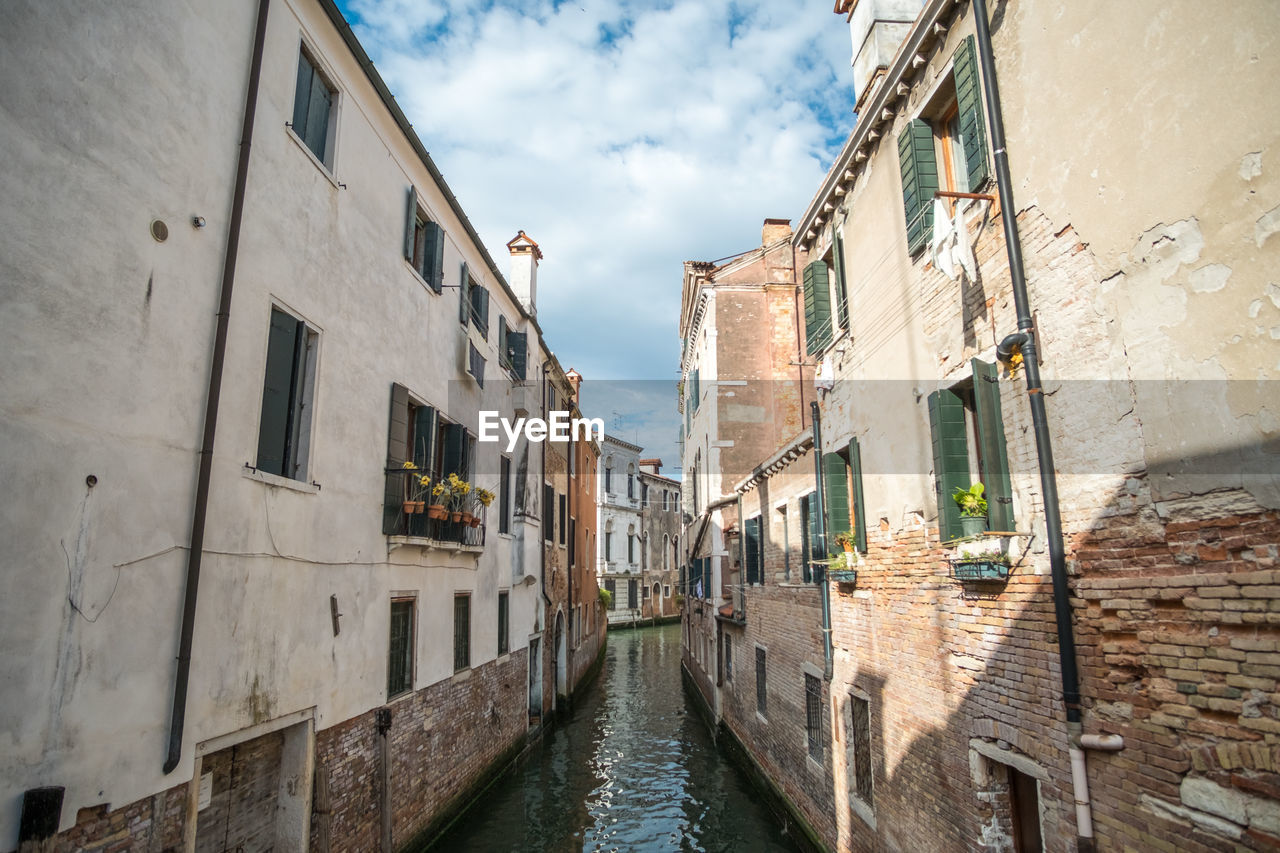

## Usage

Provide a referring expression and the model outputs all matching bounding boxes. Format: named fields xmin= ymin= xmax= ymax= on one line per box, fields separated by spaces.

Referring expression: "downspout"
xmin=567 ymin=414 xmax=574 ymax=679
xmin=809 ymin=401 xmax=834 ymax=681
xmin=971 ymin=3 xmax=1093 ymax=850
xmin=164 ymin=0 xmax=270 ymax=775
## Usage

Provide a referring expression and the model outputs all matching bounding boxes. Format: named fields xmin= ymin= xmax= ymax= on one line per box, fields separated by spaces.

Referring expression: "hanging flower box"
xmin=830 ymin=569 xmax=859 ymax=584
xmin=949 ymin=558 xmax=1010 ymax=582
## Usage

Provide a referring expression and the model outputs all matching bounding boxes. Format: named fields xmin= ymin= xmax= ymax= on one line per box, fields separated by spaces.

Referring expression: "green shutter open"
xmin=972 ymin=358 xmax=1014 ymax=531
xmin=823 ymin=452 xmax=851 ymax=545
xmin=424 ymin=221 xmax=444 ymax=292
xmin=744 ymin=516 xmax=761 ymax=585
xmin=459 ymin=263 xmax=469 ymax=325
xmin=412 ymin=405 xmax=436 ymax=471
xmin=849 ymin=438 xmax=868 ymax=553
xmin=256 ymin=309 xmax=302 ymax=477
xmin=832 ymin=230 xmax=850 ymax=332
xmin=403 ymin=186 xmax=417 ymax=263
xmin=510 ymin=331 xmax=527 ymax=380
xmin=383 ymin=383 xmax=410 ymax=534
xmin=928 ymin=389 xmax=970 ymax=541
xmin=441 ymin=422 xmax=467 ymax=478
xmin=898 ymin=118 xmax=939 ymax=254
xmin=953 ymin=36 xmax=990 ymax=190
xmin=803 ymin=260 xmax=833 ymax=355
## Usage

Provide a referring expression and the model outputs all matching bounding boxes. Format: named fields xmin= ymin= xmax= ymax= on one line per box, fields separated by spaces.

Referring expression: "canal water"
xmin=432 ymin=621 xmax=801 ymax=852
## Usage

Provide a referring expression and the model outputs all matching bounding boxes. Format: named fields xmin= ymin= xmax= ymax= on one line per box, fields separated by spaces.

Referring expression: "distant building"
xmin=597 ymin=435 xmax=645 ymax=622
xmin=638 ymin=459 xmax=681 ymax=620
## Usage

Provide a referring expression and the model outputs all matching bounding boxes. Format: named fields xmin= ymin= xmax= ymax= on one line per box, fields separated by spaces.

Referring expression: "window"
xmin=664 ymin=585 xmax=671 ymax=597
xmin=802 ymin=260 xmax=834 ymax=355
xmin=403 ymin=187 xmax=443 ymax=292
xmin=627 ymin=579 xmax=637 ymax=608
xmin=805 ymin=674 xmax=823 ymax=760
xmin=256 ymin=307 xmax=318 ymax=481
xmin=543 ymin=483 xmax=554 ymax=541
xmin=467 ymin=341 xmax=485 ymax=388
xmin=928 ymin=359 xmax=1013 ymax=540
xmin=849 ymin=695 xmax=874 ymax=807
xmin=642 ymin=583 xmax=650 ymax=599
xmin=824 ymin=443 xmax=868 ymax=554
xmin=743 ymin=516 xmax=762 ymax=585
xmin=605 ymin=531 xmax=612 ymax=561
xmin=497 ymin=316 xmax=528 ymax=380
xmin=387 ymin=597 xmax=415 ymax=698
xmin=627 ymin=471 xmax=635 ymax=499
xmin=641 ymin=482 xmax=648 ymax=506
xmin=663 ymin=534 xmax=670 ymax=571
xmin=604 ymin=578 xmax=617 ymax=609
xmin=724 ymin=635 xmax=733 ymax=682
xmin=897 ymin=35 xmax=990 ymax=254
xmin=777 ymin=505 xmax=791 ymax=581
xmin=569 ymin=518 xmax=576 ymax=566
xmin=458 ymin=263 xmax=490 ymax=339
xmin=558 ymin=494 xmax=567 ymax=545
xmin=627 ymin=533 xmax=635 ymax=563
xmin=800 ymin=493 xmax=817 ymax=584
xmin=641 ymin=533 xmax=648 ymax=570
xmin=1008 ymin=766 xmax=1042 ymax=852
xmin=605 ymin=462 xmax=613 ymax=493
xmin=499 ymin=455 xmax=511 ymax=534
xmin=497 ymin=591 xmax=509 ymax=656
xmin=662 ymin=490 xmax=669 ymax=511
xmin=453 ymin=594 xmax=470 ymax=672
xmin=755 ymin=647 xmax=767 ymax=717
xmin=291 ymin=48 xmax=335 ymax=167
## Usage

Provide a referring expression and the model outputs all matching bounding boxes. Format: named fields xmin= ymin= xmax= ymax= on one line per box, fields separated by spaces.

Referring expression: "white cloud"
xmin=343 ymin=0 xmax=853 ymax=462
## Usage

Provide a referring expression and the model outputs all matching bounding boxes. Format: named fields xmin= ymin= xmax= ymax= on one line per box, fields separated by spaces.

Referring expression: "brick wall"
xmin=48 ymin=782 xmax=188 ymax=853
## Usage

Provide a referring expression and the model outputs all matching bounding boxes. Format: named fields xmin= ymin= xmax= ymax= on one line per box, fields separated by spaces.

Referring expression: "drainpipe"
xmin=971 ymin=2 xmax=1093 ymax=849
xmin=809 ymin=401 xmax=834 ymax=681
xmin=164 ymin=0 xmax=270 ymax=775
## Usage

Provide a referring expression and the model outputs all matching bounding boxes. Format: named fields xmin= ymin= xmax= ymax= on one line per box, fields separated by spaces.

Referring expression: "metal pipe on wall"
xmin=970 ymin=1 xmax=1094 ymax=849
xmin=164 ymin=0 xmax=271 ymax=775
xmin=809 ymin=401 xmax=834 ymax=681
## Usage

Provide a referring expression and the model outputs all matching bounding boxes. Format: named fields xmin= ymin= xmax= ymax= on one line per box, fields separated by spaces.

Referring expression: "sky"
xmin=338 ymin=0 xmax=857 ymax=473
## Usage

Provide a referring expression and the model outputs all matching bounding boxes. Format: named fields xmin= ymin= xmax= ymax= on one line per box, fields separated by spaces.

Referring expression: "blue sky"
xmin=338 ymin=0 xmax=856 ymax=472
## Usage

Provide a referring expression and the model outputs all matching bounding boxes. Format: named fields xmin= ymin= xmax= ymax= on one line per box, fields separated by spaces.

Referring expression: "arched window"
xmin=604 ymin=456 xmax=613 ymax=493
xmin=627 ymin=463 xmax=636 ymax=499
xmin=663 ymin=534 xmax=670 ymax=571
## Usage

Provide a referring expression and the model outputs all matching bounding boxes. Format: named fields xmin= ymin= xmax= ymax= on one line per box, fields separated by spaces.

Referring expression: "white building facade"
xmin=596 ymin=435 xmax=645 ymax=622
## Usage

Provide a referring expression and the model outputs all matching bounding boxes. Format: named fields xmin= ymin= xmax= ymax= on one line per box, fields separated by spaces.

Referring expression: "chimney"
xmin=839 ymin=0 xmax=924 ymax=111
xmin=762 ymin=218 xmax=792 ymax=246
xmin=639 ymin=458 xmax=663 ymax=476
xmin=506 ymin=230 xmax=542 ymax=316
xmin=565 ymin=368 xmax=582 ymax=404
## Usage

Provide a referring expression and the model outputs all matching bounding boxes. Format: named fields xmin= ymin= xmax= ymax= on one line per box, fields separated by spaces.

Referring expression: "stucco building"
xmin=597 ymin=435 xmax=646 ymax=622
xmin=683 ymin=1 xmax=1280 ymax=851
xmin=0 ymin=1 xmax=585 ymax=850
xmin=637 ymin=459 xmax=681 ymax=621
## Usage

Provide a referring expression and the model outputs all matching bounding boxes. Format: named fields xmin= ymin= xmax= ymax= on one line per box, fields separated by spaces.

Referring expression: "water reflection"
xmin=430 ymin=622 xmax=798 ymax=852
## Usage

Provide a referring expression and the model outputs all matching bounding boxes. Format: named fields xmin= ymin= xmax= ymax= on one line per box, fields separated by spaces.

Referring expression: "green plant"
xmin=834 ymin=530 xmax=856 ymax=550
xmin=952 ymin=483 xmax=988 ymax=518
xmin=599 ymin=587 xmax=613 ymax=609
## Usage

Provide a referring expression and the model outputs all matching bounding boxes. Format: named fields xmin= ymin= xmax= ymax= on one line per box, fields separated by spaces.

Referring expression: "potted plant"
xmin=834 ymin=530 xmax=857 ymax=554
xmin=428 ymin=479 xmax=451 ymax=520
xmin=952 ymin=483 xmax=988 ymax=538
xmin=400 ymin=462 xmax=428 ymax=514
xmin=470 ymin=487 xmax=495 ymax=527
xmin=446 ymin=474 xmax=471 ymax=523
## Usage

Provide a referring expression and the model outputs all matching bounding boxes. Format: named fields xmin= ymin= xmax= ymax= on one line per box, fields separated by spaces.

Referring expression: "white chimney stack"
xmin=839 ymin=0 xmax=925 ymax=111
xmin=506 ymin=230 xmax=541 ymax=316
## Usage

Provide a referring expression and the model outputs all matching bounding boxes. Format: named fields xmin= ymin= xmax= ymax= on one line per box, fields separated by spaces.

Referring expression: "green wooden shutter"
xmin=303 ymin=68 xmax=331 ymax=163
xmin=804 ymin=493 xmax=819 ymax=582
xmin=498 ymin=316 xmax=508 ymax=369
xmin=459 ymin=263 xmax=469 ymax=325
xmin=898 ymin=118 xmax=939 ymax=254
xmin=850 ymin=437 xmax=868 ymax=553
xmin=383 ymin=383 xmax=411 ymax=534
xmin=424 ymin=221 xmax=444 ymax=292
xmin=477 ymin=286 xmax=490 ymax=339
xmin=257 ymin=309 xmax=302 ymax=477
xmin=690 ymin=369 xmax=699 ymax=411
xmin=832 ymin=230 xmax=850 ymax=332
xmin=412 ymin=406 xmax=436 ymax=471
xmin=744 ymin=516 xmax=761 ymax=585
xmin=510 ymin=331 xmax=527 ymax=380
xmin=292 ymin=54 xmax=312 ymax=139
xmin=803 ymin=260 xmax=833 ymax=355
xmin=972 ymin=358 xmax=1014 ymax=531
xmin=953 ymin=36 xmax=990 ymax=190
xmin=823 ymin=452 xmax=851 ymax=545
xmin=441 ymin=422 xmax=467 ymax=477
xmin=928 ymin=388 xmax=969 ymax=541
xmin=403 ymin=186 xmax=417 ymax=263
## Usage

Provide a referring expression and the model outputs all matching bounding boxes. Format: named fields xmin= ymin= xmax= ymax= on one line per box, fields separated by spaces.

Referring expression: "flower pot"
xmin=403 ymin=501 xmax=421 ymax=515
xmin=427 ymin=504 xmax=447 ymax=520
xmin=450 ymin=511 xmax=463 ymax=523
xmin=960 ymin=515 xmax=987 ymax=538
xmin=468 ymin=516 xmax=482 ymax=528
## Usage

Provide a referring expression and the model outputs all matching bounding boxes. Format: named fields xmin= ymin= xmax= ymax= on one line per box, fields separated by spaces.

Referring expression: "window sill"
xmin=387 ymin=688 xmax=416 ymax=706
xmin=285 ymin=125 xmax=340 ymax=189
xmin=388 ymin=535 xmax=482 ymax=556
xmin=403 ymin=259 xmax=439 ymax=295
xmin=806 ymin=755 xmax=824 ymax=776
xmin=451 ymin=669 xmax=472 ymax=683
xmin=849 ymin=796 xmax=876 ymax=829
xmin=242 ymin=466 xmax=320 ymax=494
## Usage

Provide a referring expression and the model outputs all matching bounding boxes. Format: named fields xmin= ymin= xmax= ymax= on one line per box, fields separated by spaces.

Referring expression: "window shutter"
xmin=412 ymin=405 xmax=436 ymax=471
xmin=802 ymin=260 xmax=833 ymax=355
xmin=971 ymin=358 xmax=1014 ymax=531
xmin=898 ymin=118 xmax=939 ymax=254
xmin=303 ymin=72 xmax=331 ymax=163
xmin=832 ymin=231 xmax=850 ymax=332
xmin=292 ymin=55 xmax=313 ymax=139
xmin=498 ymin=316 xmax=508 ymax=367
xmin=803 ymin=493 xmax=818 ymax=583
xmin=744 ymin=516 xmax=761 ymax=585
xmin=690 ymin=369 xmax=700 ymax=410
xmin=953 ymin=36 xmax=990 ymax=190
xmin=424 ymin=221 xmax=444 ymax=292
xmin=928 ymin=388 xmax=969 ymax=541
xmin=823 ymin=452 xmax=851 ymax=545
xmin=257 ymin=309 xmax=302 ymax=477
xmin=478 ymin=286 xmax=490 ymax=339
xmin=403 ymin=186 xmax=417 ymax=263
xmin=459 ymin=262 xmax=469 ymax=325
xmin=383 ymin=383 xmax=411 ymax=534
xmin=510 ymin=331 xmax=527 ymax=380
xmin=441 ymin=422 xmax=467 ymax=477
xmin=850 ymin=437 xmax=868 ymax=553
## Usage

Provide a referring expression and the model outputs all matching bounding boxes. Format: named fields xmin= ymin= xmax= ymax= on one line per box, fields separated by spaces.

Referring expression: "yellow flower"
xmin=401 ymin=461 xmax=417 ymax=470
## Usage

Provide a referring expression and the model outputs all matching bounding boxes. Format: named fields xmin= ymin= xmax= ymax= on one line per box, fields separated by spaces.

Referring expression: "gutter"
xmin=809 ymin=402 xmax=834 ymax=681
xmin=314 ymin=0 xmax=542 ymax=338
xmin=164 ymin=0 xmax=271 ymax=774
xmin=970 ymin=1 xmax=1094 ymax=849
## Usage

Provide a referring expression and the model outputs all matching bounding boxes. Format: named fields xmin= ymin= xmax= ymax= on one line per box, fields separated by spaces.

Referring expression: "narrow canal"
xmin=431 ymin=622 xmax=801 ymax=852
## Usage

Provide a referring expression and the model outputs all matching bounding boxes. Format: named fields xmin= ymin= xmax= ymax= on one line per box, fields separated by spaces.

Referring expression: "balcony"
xmin=385 ymin=468 xmax=486 ymax=552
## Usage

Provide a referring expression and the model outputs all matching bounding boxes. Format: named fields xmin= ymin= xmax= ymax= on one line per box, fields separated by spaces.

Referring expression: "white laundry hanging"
xmin=815 ymin=356 xmax=834 ymax=394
